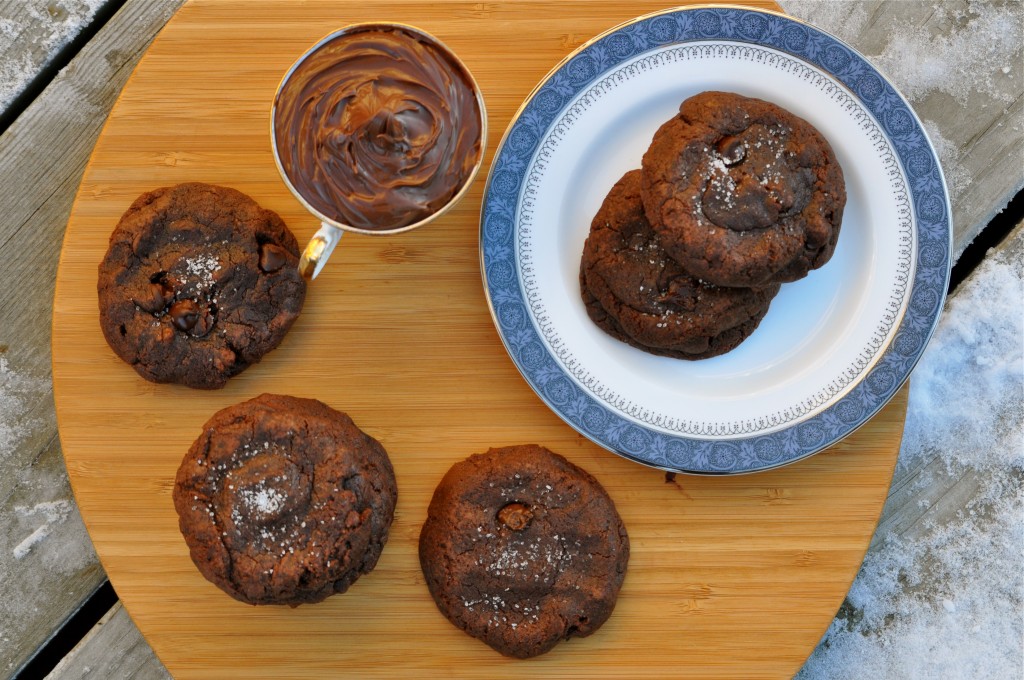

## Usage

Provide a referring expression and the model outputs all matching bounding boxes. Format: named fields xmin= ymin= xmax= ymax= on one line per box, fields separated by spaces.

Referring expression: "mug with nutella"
xmin=272 ymin=23 xmax=487 ymax=278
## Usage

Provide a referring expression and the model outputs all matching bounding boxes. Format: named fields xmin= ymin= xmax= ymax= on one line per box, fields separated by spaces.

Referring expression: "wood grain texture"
xmin=52 ymin=1 xmax=908 ymax=678
xmin=45 ymin=603 xmax=169 ymax=680
xmin=0 ymin=1 xmax=184 ymax=675
xmin=0 ymin=434 xmax=103 ymax=679
xmin=0 ymin=0 xmax=112 ymax=114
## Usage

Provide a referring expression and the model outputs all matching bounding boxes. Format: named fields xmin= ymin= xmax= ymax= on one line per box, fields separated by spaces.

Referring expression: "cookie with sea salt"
xmin=98 ymin=183 xmax=306 ymax=389
xmin=173 ymin=394 xmax=397 ymax=606
xmin=581 ymin=170 xmax=780 ymax=359
xmin=581 ymin=271 xmax=774 ymax=360
xmin=419 ymin=445 xmax=629 ymax=658
xmin=641 ymin=91 xmax=846 ymax=287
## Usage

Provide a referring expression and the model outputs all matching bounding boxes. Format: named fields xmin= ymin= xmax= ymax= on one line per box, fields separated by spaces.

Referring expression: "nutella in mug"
xmin=272 ymin=24 xmax=486 ymax=262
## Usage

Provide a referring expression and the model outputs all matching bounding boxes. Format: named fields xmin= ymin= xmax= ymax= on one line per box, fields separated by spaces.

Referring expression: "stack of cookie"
xmin=580 ymin=91 xmax=846 ymax=359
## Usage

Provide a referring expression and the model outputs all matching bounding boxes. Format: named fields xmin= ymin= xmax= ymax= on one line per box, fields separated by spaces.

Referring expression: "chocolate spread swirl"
xmin=274 ymin=25 xmax=483 ymax=230
xmin=700 ymin=125 xmax=815 ymax=233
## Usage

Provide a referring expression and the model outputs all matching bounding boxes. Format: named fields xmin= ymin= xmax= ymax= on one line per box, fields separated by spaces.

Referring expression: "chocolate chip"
xmin=190 ymin=305 xmax=216 ymax=338
xmin=170 ymin=299 xmax=200 ymax=332
xmin=259 ymin=243 xmax=288 ymax=273
xmin=497 ymin=502 xmax=533 ymax=531
xmin=658 ymin=277 xmax=701 ymax=311
xmin=716 ymin=135 xmax=746 ymax=166
xmin=133 ymin=281 xmax=174 ymax=314
xmin=345 ymin=509 xmax=363 ymax=528
xmin=132 ymin=230 xmax=149 ymax=256
xmin=626 ymin=232 xmax=649 ymax=251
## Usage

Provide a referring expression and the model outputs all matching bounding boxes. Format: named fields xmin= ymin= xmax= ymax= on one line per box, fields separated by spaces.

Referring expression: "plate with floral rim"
xmin=479 ymin=5 xmax=951 ymax=474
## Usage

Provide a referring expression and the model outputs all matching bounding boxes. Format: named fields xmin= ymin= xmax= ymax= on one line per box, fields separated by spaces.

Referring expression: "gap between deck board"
xmin=0 ymin=0 xmax=187 ymax=675
xmin=948 ymin=188 xmax=1024 ymax=293
xmin=1 ymin=0 xmax=1021 ymax=676
xmin=0 ymin=0 xmax=127 ymax=136
xmin=14 ymin=582 xmax=116 ymax=680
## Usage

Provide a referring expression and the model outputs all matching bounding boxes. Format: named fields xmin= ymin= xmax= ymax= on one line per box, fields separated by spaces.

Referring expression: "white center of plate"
xmin=516 ymin=41 xmax=914 ymax=438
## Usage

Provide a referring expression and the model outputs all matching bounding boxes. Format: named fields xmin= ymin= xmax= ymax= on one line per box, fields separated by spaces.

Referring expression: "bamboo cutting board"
xmin=52 ymin=1 xmax=909 ymax=678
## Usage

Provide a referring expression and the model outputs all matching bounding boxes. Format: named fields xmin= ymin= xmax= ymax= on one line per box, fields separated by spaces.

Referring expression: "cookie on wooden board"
xmin=419 ymin=445 xmax=629 ymax=658
xmin=173 ymin=394 xmax=397 ymax=606
xmin=98 ymin=183 xmax=306 ymax=389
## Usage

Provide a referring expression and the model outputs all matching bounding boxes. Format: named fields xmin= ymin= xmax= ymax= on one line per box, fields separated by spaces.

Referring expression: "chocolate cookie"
xmin=173 ymin=394 xmax=397 ymax=606
xmin=419 ymin=445 xmax=629 ymax=658
xmin=98 ymin=183 xmax=306 ymax=389
xmin=641 ymin=91 xmax=845 ymax=287
xmin=581 ymin=274 xmax=772 ymax=360
xmin=581 ymin=170 xmax=780 ymax=359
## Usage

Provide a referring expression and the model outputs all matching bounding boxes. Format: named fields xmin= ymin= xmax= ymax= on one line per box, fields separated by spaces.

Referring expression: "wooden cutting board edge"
xmin=51 ymin=1 xmax=910 ymax=678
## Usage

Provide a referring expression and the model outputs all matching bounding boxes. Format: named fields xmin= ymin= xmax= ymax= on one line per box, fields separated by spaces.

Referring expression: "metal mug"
xmin=270 ymin=23 xmax=487 ymax=280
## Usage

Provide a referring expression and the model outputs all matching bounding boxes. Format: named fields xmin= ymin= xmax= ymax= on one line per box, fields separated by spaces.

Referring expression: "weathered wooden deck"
xmin=0 ymin=1 xmax=1020 ymax=677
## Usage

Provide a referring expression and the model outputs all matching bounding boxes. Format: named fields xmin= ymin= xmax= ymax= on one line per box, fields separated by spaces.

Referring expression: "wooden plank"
xmin=871 ymin=217 xmax=1024 ymax=550
xmin=781 ymin=0 xmax=1024 ymax=258
xmin=0 ymin=435 xmax=105 ymax=678
xmin=4 ymin=0 xmax=1014 ymax=677
xmin=45 ymin=603 xmax=169 ymax=680
xmin=0 ymin=0 xmax=186 ymax=675
xmin=0 ymin=0 xmax=113 ymax=116
xmin=50 ymin=2 xmax=913 ymax=678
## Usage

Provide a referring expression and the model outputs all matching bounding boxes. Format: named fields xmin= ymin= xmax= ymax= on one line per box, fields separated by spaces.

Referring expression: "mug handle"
xmin=298 ymin=222 xmax=344 ymax=280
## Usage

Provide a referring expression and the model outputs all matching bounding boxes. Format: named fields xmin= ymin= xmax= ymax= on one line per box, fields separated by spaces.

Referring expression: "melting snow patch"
xmin=782 ymin=0 xmax=1022 ymax=106
xmin=0 ymin=356 xmax=44 ymax=463
xmin=12 ymin=525 xmax=51 ymax=560
xmin=921 ymin=119 xmax=971 ymax=206
xmin=12 ymin=500 xmax=74 ymax=559
xmin=798 ymin=236 xmax=1024 ymax=678
xmin=0 ymin=1 xmax=107 ymax=110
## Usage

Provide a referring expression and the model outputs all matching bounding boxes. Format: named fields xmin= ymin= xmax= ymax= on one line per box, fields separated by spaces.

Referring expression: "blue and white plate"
xmin=479 ymin=6 xmax=951 ymax=474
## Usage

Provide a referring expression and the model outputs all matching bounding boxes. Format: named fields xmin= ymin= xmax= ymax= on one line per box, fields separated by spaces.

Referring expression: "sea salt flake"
xmin=240 ymin=485 xmax=286 ymax=515
xmin=181 ymin=254 xmax=221 ymax=292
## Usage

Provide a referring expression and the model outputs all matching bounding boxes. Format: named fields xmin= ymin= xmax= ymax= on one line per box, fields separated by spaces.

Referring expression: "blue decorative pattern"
xmin=517 ymin=43 xmax=913 ymax=436
xmin=480 ymin=8 xmax=951 ymax=474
